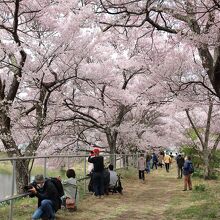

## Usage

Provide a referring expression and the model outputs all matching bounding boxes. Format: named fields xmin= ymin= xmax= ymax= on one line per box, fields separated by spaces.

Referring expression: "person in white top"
xmin=108 ymin=164 xmax=118 ymax=187
xmin=61 ymin=169 xmax=78 ymax=211
xmin=138 ymin=153 xmax=146 ymax=181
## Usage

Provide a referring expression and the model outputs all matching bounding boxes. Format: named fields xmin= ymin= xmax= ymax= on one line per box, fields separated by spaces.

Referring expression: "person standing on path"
xmin=145 ymin=153 xmax=151 ymax=173
xmin=151 ymin=152 xmax=158 ymax=170
xmin=158 ymin=151 xmax=164 ymax=168
xmin=138 ymin=153 xmax=146 ymax=181
xmin=164 ymin=153 xmax=172 ymax=172
xmin=183 ymin=156 xmax=193 ymax=191
xmin=176 ymin=154 xmax=184 ymax=179
xmin=88 ymin=148 xmax=105 ymax=198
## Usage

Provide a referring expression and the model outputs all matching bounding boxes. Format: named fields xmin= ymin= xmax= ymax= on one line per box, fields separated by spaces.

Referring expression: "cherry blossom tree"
xmin=185 ymin=98 xmax=220 ymax=179
xmin=150 ymin=88 xmax=220 ymax=179
xmin=98 ymin=0 xmax=220 ymax=99
xmin=51 ymin=33 xmax=170 ymax=165
xmin=0 ymin=0 xmax=97 ymax=192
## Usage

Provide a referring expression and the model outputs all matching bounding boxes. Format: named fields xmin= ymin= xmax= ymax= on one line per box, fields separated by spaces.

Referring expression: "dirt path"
xmin=56 ymin=165 xmax=186 ymax=220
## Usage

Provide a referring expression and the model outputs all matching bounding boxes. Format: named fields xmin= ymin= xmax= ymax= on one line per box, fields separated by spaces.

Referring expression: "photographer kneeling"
xmin=28 ymin=174 xmax=61 ymax=220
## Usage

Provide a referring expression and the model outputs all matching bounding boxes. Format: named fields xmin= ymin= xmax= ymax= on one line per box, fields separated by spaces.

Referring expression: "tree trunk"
xmin=106 ymin=129 xmax=118 ymax=168
xmin=15 ymin=159 xmax=30 ymax=194
xmin=203 ymin=152 xmax=211 ymax=179
xmin=108 ymin=141 xmax=116 ymax=168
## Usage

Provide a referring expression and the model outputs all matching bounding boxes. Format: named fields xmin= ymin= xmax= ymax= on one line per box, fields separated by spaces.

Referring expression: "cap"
xmin=93 ymin=148 xmax=100 ymax=154
xmin=34 ymin=174 xmax=45 ymax=183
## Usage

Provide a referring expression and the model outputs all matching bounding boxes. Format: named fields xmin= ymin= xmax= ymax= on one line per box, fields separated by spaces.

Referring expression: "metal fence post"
xmin=67 ymin=157 xmax=70 ymax=169
xmin=9 ymin=158 xmax=16 ymax=220
xmin=44 ymin=158 xmax=47 ymax=177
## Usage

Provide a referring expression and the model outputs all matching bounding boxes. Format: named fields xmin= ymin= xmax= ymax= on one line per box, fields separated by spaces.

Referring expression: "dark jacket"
xmin=176 ymin=155 xmax=184 ymax=168
xmin=33 ymin=179 xmax=61 ymax=212
xmin=88 ymin=168 xmax=110 ymax=193
xmin=183 ymin=160 xmax=193 ymax=176
xmin=146 ymin=154 xmax=151 ymax=162
xmin=152 ymin=153 xmax=158 ymax=162
xmin=88 ymin=156 xmax=104 ymax=172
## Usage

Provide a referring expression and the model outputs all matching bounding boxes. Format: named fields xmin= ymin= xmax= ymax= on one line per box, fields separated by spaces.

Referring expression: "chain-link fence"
xmin=0 ymin=153 xmax=138 ymax=220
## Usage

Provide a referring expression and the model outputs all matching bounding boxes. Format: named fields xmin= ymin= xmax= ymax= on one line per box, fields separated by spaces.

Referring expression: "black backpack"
xmin=49 ymin=177 xmax=64 ymax=197
xmin=188 ymin=162 xmax=194 ymax=174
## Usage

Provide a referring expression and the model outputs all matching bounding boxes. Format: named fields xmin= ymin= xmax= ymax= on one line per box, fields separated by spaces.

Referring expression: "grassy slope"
xmin=1 ymin=165 xmax=220 ymax=220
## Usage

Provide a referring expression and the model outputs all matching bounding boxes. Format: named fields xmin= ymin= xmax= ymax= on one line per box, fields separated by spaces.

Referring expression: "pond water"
xmin=0 ymin=173 xmax=16 ymax=200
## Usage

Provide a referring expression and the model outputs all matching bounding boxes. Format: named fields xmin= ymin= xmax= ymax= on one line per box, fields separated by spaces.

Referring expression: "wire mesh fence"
xmin=0 ymin=153 xmax=138 ymax=220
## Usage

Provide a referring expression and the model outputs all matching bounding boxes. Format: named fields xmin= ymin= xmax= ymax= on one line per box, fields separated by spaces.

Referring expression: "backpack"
xmin=108 ymin=174 xmax=123 ymax=194
xmin=49 ymin=177 xmax=64 ymax=197
xmin=188 ymin=162 xmax=194 ymax=174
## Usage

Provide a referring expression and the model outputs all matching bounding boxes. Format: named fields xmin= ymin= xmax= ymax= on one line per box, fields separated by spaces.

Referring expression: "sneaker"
xmin=100 ymin=195 xmax=104 ymax=199
xmin=182 ymin=189 xmax=187 ymax=191
xmin=92 ymin=194 xmax=99 ymax=198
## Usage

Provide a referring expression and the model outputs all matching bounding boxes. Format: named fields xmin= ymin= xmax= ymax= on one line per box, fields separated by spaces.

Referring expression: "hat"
xmin=34 ymin=174 xmax=45 ymax=182
xmin=93 ymin=148 xmax=100 ymax=154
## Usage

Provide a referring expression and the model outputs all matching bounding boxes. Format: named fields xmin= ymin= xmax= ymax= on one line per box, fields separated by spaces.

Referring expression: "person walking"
xmin=151 ymin=152 xmax=158 ymax=170
xmin=183 ymin=156 xmax=193 ymax=191
xmin=158 ymin=151 xmax=164 ymax=168
xmin=138 ymin=153 xmax=146 ymax=181
xmin=164 ymin=152 xmax=172 ymax=172
xmin=88 ymin=148 xmax=105 ymax=198
xmin=145 ymin=153 xmax=151 ymax=173
xmin=176 ymin=154 xmax=184 ymax=178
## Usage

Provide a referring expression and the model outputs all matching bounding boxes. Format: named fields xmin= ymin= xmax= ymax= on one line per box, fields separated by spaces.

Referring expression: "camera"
xmin=23 ymin=185 xmax=33 ymax=191
xmin=23 ymin=181 xmax=37 ymax=192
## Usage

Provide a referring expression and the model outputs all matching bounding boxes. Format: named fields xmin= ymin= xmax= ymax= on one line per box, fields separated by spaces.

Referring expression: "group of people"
xmin=28 ymin=148 xmax=122 ymax=219
xmin=27 ymin=150 xmax=193 ymax=219
xmin=88 ymin=148 xmax=122 ymax=197
xmin=177 ymin=154 xmax=193 ymax=191
xmin=137 ymin=151 xmax=173 ymax=179
xmin=28 ymin=168 xmax=77 ymax=220
xmin=137 ymin=151 xmax=194 ymax=191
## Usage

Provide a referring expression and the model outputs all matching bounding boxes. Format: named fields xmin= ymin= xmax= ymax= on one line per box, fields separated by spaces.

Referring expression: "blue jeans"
xmin=32 ymin=199 xmax=55 ymax=220
xmin=146 ymin=161 xmax=151 ymax=173
xmin=93 ymin=171 xmax=104 ymax=196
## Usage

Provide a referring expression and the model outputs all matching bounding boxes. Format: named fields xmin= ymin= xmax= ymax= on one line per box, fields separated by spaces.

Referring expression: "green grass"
xmin=1 ymin=165 xmax=220 ymax=220
xmin=0 ymin=167 xmax=134 ymax=219
xmin=0 ymin=152 xmax=7 ymax=158
xmin=0 ymin=157 xmax=87 ymax=177
xmin=165 ymin=179 xmax=220 ymax=219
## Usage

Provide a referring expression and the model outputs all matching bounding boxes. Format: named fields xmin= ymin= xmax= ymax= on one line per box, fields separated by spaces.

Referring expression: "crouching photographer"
xmin=27 ymin=174 xmax=61 ymax=220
